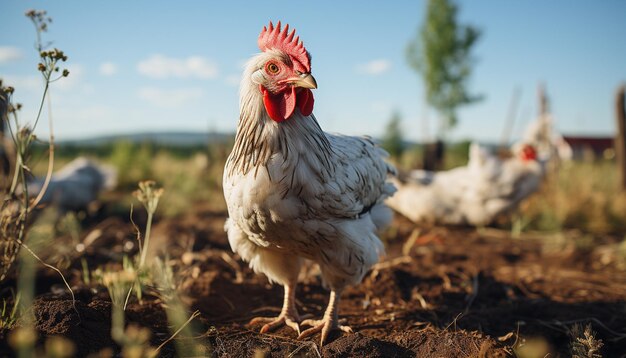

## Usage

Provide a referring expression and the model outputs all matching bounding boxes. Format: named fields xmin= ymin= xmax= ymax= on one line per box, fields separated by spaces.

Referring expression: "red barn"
xmin=562 ymin=136 xmax=615 ymax=160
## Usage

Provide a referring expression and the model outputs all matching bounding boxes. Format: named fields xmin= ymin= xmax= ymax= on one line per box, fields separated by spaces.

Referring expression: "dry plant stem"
xmin=154 ymin=310 xmax=201 ymax=354
xmin=29 ymin=92 xmax=55 ymax=209
xmin=111 ymin=301 xmax=124 ymax=344
xmin=8 ymin=80 xmax=47 ymax=195
xmin=129 ymin=204 xmax=141 ymax=253
xmin=8 ymin=153 xmax=23 ymax=197
xmin=138 ymin=211 xmax=153 ymax=269
xmin=122 ymin=282 xmax=133 ymax=311
xmin=30 ymin=74 xmax=49 ymax=139
xmin=16 ymin=240 xmax=36 ymax=358
xmin=20 ymin=243 xmax=76 ymax=311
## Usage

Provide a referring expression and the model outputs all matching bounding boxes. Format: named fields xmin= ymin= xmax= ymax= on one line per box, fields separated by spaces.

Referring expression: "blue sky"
xmin=1 ymin=1 xmax=625 ymax=142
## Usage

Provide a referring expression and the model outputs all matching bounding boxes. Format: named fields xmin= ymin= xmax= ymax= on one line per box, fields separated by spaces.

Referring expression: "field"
xmin=0 ymin=144 xmax=625 ymax=357
xmin=2 ymin=5 xmax=626 ymax=357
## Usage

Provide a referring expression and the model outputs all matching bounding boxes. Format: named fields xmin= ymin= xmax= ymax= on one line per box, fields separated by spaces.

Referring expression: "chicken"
xmin=387 ymin=143 xmax=543 ymax=226
xmin=223 ymin=21 xmax=395 ymax=345
xmin=522 ymin=113 xmax=572 ymax=162
xmin=28 ymin=157 xmax=117 ymax=214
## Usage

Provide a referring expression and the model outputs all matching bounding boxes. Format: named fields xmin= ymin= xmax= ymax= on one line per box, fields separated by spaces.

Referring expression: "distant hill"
xmin=57 ymin=131 xmax=233 ymax=147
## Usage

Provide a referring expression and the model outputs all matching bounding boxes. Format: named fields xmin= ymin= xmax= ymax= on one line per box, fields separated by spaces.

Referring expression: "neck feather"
xmin=226 ymin=74 xmax=333 ymax=177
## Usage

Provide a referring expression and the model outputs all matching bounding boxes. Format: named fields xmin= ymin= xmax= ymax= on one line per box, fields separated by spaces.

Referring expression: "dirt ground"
xmin=1 ymin=204 xmax=626 ymax=357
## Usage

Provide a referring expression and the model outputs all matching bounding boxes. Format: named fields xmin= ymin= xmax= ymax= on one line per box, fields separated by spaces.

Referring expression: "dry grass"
xmin=522 ymin=160 xmax=626 ymax=234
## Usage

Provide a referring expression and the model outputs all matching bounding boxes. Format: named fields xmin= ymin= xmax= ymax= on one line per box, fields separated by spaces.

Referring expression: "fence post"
xmin=0 ymin=87 xmax=9 ymax=179
xmin=616 ymin=84 xmax=626 ymax=191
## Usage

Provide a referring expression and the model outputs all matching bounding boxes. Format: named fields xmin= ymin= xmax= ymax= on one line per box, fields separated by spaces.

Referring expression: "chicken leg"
xmin=298 ymin=289 xmax=352 ymax=345
xmin=249 ymin=281 xmax=304 ymax=334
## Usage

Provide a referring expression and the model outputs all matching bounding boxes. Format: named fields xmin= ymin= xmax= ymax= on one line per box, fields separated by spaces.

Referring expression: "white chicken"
xmin=223 ymin=21 xmax=395 ymax=345
xmin=28 ymin=157 xmax=117 ymax=214
xmin=521 ymin=113 xmax=572 ymax=162
xmin=387 ymin=143 xmax=543 ymax=226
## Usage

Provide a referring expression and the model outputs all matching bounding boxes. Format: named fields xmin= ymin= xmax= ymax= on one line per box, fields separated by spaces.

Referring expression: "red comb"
xmin=258 ymin=21 xmax=311 ymax=73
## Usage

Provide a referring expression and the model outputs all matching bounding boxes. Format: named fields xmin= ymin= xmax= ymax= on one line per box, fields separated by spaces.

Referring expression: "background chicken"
xmin=387 ymin=143 xmax=543 ymax=226
xmin=521 ymin=113 xmax=573 ymax=162
xmin=28 ymin=157 xmax=117 ymax=214
xmin=222 ymin=21 xmax=396 ymax=345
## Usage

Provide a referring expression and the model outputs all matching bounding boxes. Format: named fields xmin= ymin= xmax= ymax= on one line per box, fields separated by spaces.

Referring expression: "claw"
xmin=285 ymin=318 xmax=302 ymax=335
xmin=249 ymin=314 xmax=303 ymax=334
xmin=298 ymin=317 xmax=352 ymax=346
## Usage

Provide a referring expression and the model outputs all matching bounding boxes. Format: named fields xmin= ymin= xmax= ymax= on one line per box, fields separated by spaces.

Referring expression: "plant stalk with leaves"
xmin=0 ymin=9 xmax=69 ymax=282
xmin=133 ymin=180 xmax=164 ymax=270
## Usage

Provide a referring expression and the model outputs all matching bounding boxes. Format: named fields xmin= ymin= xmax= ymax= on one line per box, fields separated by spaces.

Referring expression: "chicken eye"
xmin=266 ymin=62 xmax=280 ymax=75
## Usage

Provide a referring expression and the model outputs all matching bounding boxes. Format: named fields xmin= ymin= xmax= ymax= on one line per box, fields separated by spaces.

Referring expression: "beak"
xmin=290 ymin=73 xmax=317 ymax=89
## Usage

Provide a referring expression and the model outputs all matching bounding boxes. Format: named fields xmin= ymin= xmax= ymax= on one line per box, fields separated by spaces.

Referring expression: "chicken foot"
xmin=298 ymin=289 xmax=352 ymax=345
xmin=249 ymin=282 xmax=306 ymax=335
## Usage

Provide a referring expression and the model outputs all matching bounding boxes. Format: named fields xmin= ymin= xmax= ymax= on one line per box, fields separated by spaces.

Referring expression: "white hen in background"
xmin=387 ymin=143 xmax=543 ymax=227
xmin=28 ymin=157 xmax=117 ymax=214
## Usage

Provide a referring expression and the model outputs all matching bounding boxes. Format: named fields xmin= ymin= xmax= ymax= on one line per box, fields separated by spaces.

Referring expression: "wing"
xmin=307 ymin=133 xmax=396 ymax=219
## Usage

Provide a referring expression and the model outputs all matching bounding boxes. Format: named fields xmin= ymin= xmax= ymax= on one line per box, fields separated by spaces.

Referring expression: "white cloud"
xmin=56 ymin=104 xmax=112 ymax=124
xmin=55 ymin=64 xmax=85 ymax=91
xmin=2 ymin=75 xmax=41 ymax=92
xmin=356 ymin=59 xmax=392 ymax=75
xmin=2 ymin=64 xmax=86 ymax=92
xmin=236 ymin=59 xmax=249 ymax=70
xmin=224 ymin=74 xmax=240 ymax=87
xmin=370 ymin=100 xmax=392 ymax=113
xmin=137 ymin=86 xmax=205 ymax=108
xmin=137 ymin=55 xmax=218 ymax=79
xmin=0 ymin=47 xmax=23 ymax=64
xmin=99 ymin=62 xmax=118 ymax=76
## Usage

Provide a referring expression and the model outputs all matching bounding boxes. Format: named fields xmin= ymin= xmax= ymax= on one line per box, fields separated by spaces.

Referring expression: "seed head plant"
xmin=0 ymin=9 xmax=69 ymax=282
xmin=0 ymin=12 xmax=76 ymax=358
xmin=570 ymin=324 xmax=604 ymax=358
xmin=133 ymin=180 xmax=164 ymax=270
xmin=95 ymin=265 xmax=137 ymax=343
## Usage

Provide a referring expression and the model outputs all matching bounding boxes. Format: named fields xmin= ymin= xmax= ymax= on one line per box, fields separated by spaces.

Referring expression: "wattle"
xmin=261 ymin=86 xmax=314 ymax=122
xmin=297 ymin=88 xmax=314 ymax=117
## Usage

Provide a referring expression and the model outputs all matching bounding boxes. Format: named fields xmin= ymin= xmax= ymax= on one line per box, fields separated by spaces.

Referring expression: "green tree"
xmin=407 ymin=0 xmax=482 ymax=136
xmin=382 ymin=111 xmax=405 ymax=159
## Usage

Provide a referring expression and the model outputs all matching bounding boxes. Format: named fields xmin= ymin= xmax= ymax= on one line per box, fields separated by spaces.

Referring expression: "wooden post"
xmin=538 ymin=82 xmax=549 ymax=116
xmin=0 ymin=86 xmax=9 ymax=179
xmin=615 ymin=84 xmax=626 ymax=191
xmin=0 ymin=87 xmax=6 ymax=134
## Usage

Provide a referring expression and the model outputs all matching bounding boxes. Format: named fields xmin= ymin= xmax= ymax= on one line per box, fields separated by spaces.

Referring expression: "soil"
xmin=1 ymin=204 xmax=626 ymax=357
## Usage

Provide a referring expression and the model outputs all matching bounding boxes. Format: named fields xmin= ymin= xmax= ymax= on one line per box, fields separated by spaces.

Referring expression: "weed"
xmin=119 ymin=324 xmax=157 ymax=358
xmin=570 ymin=324 xmax=604 ymax=358
xmin=151 ymin=256 xmax=206 ymax=356
xmin=521 ymin=160 xmax=626 ymax=234
xmin=133 ymin=180 xmax=163 ymax=270
xmin=43 ymin=336 xmax=76 ymax=358
xmin=94 ymin=264 xmax=137 ymax=343
xmin=0 ymin=291 xmax=20 ymax=330
xmin=0 ymin=9 xmax=69 ymax=282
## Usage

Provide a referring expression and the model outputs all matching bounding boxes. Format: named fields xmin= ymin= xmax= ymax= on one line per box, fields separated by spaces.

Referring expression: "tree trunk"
xmin=423 ymin=140 xmax=444 ymax=171
xmin=615 ymin=84 xmax=626 ymax=191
